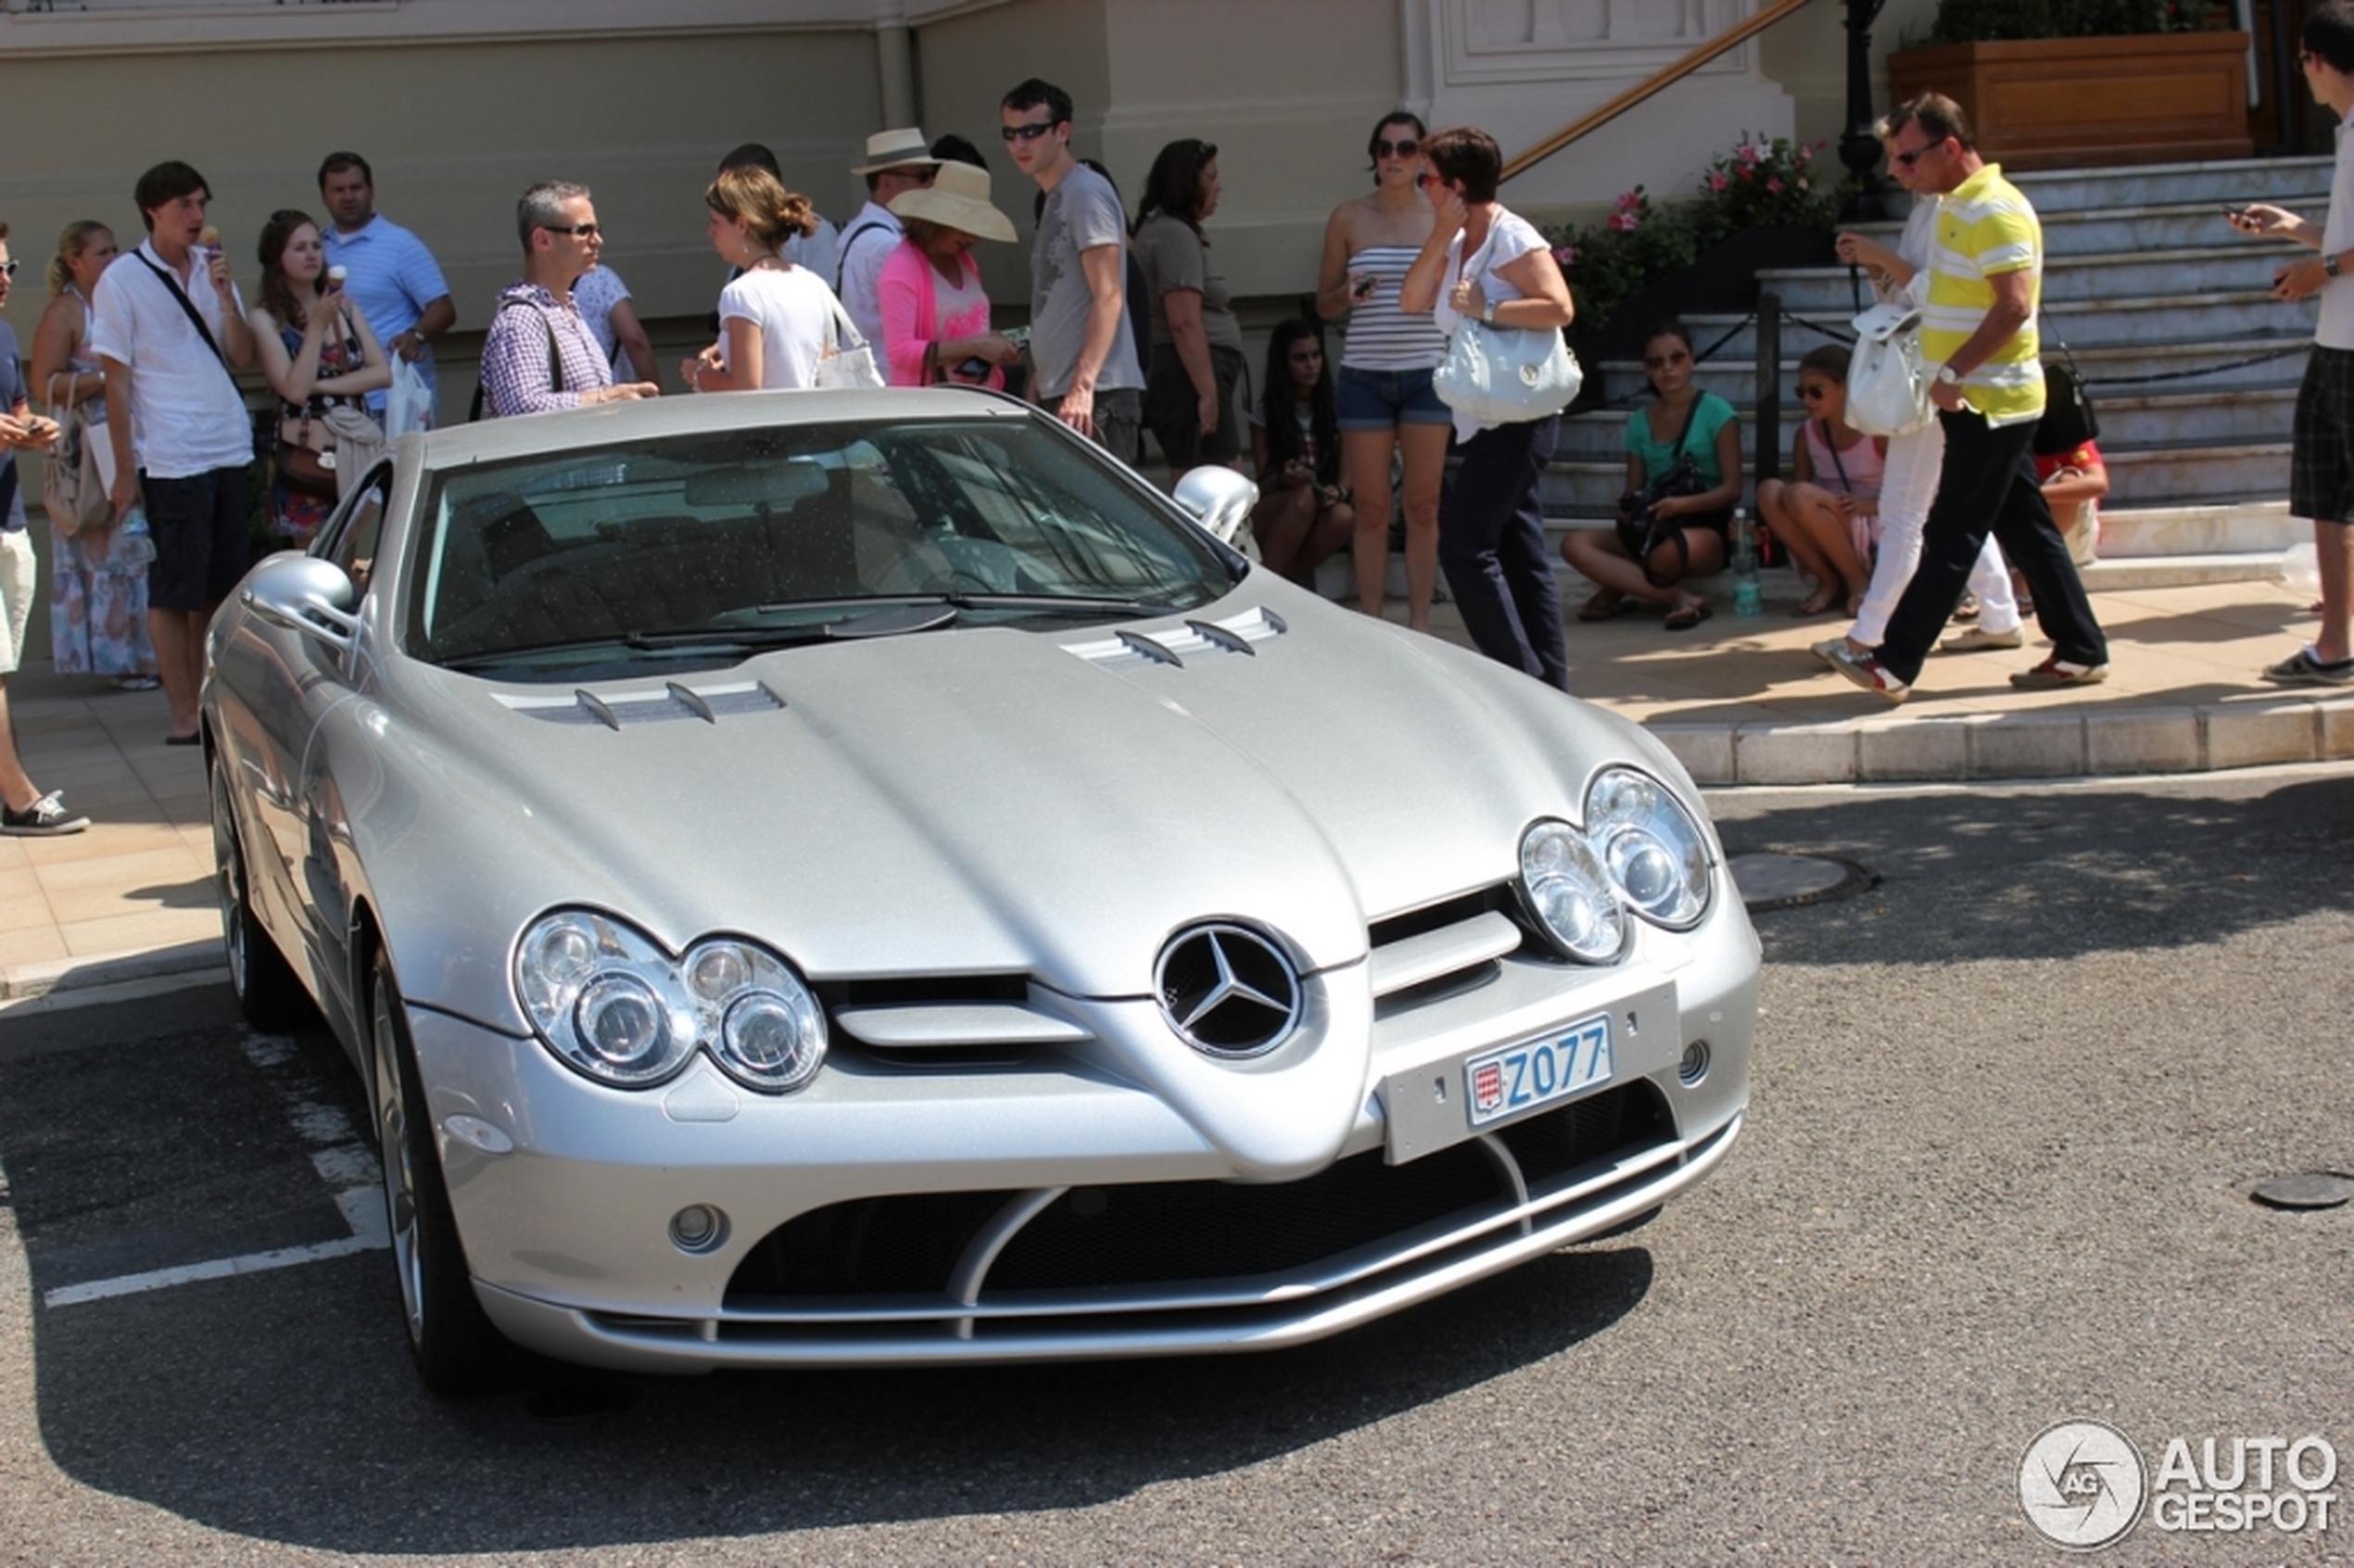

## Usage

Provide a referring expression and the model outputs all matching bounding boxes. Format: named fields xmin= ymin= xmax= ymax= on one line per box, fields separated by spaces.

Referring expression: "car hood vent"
xmin=495 ymin=679 xmax=785 ymax=728
xmin=1063 ymin=606 xmax=1286 ymax=672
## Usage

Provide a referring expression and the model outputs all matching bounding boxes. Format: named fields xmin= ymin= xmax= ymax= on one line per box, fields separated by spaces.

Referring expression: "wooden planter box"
xmin=1887 ymin=32 xmax=2252 ymax=171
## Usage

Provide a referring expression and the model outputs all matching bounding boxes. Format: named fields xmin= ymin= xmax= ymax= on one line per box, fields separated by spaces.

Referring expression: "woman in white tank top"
xmin=1315 ymin=112 xmax=1452 ymax=631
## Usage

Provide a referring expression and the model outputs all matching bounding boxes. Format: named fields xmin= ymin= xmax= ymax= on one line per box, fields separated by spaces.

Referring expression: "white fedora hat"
xmin=888 ymin=160 xmax=1016 ymax=243
xmin=852 ymin=127 xmax=942 ymax=175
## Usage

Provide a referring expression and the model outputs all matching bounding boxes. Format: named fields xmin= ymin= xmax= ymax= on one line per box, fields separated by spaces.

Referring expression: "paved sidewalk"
xmin=1 ymin=568 xmax=2338 ymax=1000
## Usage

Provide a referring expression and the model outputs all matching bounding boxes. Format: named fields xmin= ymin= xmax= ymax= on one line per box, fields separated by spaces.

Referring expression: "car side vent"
xmin=495 ymin=679 xmax=785 ymax=728
xmin=1064 ymin=606 xmax=1286 ymax=672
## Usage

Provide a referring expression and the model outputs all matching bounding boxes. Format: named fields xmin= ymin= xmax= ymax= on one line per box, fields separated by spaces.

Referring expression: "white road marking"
xmin=41 ymin=1030 xmax=389 ymax=1310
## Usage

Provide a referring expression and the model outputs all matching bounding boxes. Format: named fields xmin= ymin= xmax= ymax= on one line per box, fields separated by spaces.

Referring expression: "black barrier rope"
xmin=1771 ymin=307 xmax=2310 ymax=390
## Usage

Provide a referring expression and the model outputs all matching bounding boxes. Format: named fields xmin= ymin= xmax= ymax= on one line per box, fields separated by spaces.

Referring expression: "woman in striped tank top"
xmin=1316 ymin=112 xmax=1452 ymax=631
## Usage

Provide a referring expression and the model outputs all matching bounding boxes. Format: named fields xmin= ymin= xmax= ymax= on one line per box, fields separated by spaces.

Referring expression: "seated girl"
xmin=1755 ymin=345 xmax=1883 ymax=616
xmin=1562 ymin=320 xmax=1743 ymax=630
xmin=1247 ymin=318 xmax=1355 ymax=584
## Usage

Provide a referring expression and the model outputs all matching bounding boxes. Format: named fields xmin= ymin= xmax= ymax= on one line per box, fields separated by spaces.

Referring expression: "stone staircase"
xmin=1544 ymin=154 xmax=2333 ymax=585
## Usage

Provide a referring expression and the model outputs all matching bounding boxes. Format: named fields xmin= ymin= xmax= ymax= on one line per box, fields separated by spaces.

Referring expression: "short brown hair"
xmin=1888 ymin=93 xmax=1973 ymax=152
xmin=1421 ymin=127 xmax=1503 ymax=204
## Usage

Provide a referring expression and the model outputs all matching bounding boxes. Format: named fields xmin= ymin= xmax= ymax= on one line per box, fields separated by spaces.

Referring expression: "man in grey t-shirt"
xmin=1000 ymin=78 xmax=1143 ymax=461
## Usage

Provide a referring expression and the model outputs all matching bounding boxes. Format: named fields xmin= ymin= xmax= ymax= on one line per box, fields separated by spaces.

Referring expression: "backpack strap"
xmin=468 ymin=297 xmax=564 ymax=422
xmin=129 ymin=251 xmax=240 ymax=393
xmin=833 ymin=220 xmax=892 ymax=294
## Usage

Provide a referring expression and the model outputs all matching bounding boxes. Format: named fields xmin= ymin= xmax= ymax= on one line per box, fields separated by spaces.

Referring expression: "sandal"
xmin=1577 ymin=590 xmax=1632 ymax=623
xmin=1793 ymin=587 xmax=1841 ymax=616
xmin=1663 ymin=600 xmax=1712 ymax=631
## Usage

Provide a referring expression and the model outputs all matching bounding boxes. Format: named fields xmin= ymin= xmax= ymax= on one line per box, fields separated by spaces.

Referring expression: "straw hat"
xmin=888 ymin=161 xmax=1017 ymax=243
xmin=851 ymin=127 xmax=942 ymax=175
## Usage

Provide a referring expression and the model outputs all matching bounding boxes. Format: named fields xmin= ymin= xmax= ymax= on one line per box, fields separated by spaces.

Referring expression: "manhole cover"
xmin=1727 ymin=852 xmax=1876 ymax=912
xmin=2250 ymin=1172 xmax=2354 ymax=1210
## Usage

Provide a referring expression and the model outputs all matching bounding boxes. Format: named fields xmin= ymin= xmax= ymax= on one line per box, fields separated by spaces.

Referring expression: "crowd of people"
xmin=10 ymin=32 xmax=2353 ymax=836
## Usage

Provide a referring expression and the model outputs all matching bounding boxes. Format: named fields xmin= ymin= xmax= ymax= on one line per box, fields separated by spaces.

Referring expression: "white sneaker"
xmin=1940 ymin=625 xmax=2025 ymax=653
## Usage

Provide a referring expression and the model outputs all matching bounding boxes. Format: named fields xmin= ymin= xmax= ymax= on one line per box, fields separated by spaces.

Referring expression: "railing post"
xmin=1753 ymin=295 xmax=1781 ymax=487
xmin=1839 ymin=0 xmax=1888 ymax=221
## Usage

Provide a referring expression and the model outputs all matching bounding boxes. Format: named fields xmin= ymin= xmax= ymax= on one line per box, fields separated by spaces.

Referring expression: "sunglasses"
xmin=543 ymin=221 xmax=600 ymax=238
xmin=1000 ymin=120 xmax=1057 ymax=143
xmin=0 ymin=260 xmax=16 ymax=278
xmin=1797 ymin=384 xmax=1831 ymax=400
xmin=1643 ymin=349 xmax=1691 ymax=370
xmin=1892 ymin=140 xmax=1944 ymax=170
xmin=1375 ymin=138 xmax=1420 ymax=158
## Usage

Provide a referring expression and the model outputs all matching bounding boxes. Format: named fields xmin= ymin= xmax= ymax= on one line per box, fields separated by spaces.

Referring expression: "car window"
xmin=325 ymin=483 xmax=389 ymax=601
xmin=406 ymin=417 xmax=1236 ymax=673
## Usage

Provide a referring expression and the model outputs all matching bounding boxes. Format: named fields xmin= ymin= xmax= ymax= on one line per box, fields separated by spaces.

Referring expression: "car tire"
xmin=370 ymin=949 xmax=513 ymax=1396
xmin=210 ymin=760 xmax=314 ymax=1033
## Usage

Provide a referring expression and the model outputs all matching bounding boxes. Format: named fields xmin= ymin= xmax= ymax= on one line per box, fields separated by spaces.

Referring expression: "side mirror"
xmin=1172 ymin=466 xmax=1259 ymax=552
xmin=241 ymin=554 xmax=362 ymax=652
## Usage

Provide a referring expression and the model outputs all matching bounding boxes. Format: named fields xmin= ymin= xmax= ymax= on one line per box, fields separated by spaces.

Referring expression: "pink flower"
xmin=1551 ymin=244 xmax=1577 ymax=266
xmin=1607 ymin=210 xmax=1639 ymax=233
xmin=1798 ymin=145 xmax=1814 ymax=162
xmin=1766 ymin=176 xmax=1783 ymax=194
xmin=1739 ymin=167 xmax=1753 ymax=183
xmin=1708 ymin=173 xmax=1728 ymax=193
xmin=1738 ymin=143 xmax=1764 ymax=166
xmin=1614 ymin=189 xmax=1642 ymax=211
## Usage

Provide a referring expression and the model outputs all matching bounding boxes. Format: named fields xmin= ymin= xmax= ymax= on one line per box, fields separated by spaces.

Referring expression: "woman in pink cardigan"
xmin=878 ymin=160 xmax=1023 ymax=387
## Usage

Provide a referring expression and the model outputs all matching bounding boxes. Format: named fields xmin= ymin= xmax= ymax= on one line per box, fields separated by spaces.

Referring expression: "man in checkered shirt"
xmin=476 ymin=182 xmax=660 ymax=420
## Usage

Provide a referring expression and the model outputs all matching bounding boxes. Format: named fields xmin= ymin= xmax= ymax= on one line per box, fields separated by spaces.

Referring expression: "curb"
xmin=1654 ymin=690 xmax=2354 ymax=787
xmin=1 ymin=940 xmax=224 ymax=1003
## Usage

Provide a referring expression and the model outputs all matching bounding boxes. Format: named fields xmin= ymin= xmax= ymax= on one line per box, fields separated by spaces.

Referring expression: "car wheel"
xmin=370 ymin=949 xmax=513 ymax=1395
xmin=210 ymin=761 xmax=312 ymax=1033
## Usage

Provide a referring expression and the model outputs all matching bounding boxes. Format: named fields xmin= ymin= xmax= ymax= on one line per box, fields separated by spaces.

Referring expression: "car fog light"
xmin=1677 ymin=1040 xmax=1711 ymax=1086
xmin=669 ymin=1204 xmax=728 ymax=1254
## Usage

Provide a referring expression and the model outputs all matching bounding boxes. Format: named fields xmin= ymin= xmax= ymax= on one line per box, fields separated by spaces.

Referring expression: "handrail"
xmin=1500 ymin=0 xmax=1816 ymax=183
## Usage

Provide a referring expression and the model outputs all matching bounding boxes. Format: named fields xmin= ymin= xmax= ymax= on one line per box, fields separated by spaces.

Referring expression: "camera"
xmin=1620 ymin=454 xmax=1702 ymax=527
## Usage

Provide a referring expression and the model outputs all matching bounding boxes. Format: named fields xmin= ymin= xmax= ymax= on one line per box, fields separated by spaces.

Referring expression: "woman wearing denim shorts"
xmin=1316 ymin=112 xmax=1450 ymax=631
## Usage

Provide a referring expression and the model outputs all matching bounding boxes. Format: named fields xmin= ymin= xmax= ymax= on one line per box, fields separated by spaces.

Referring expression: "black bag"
xmin=1614 ymin=400 xmax=1718 ymax=586
xmin=2034 ymin=355 xmax=2099 ymax=457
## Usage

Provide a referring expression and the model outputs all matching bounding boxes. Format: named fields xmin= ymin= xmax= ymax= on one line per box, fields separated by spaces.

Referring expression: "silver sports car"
xmin=204 ymin=390 xmax=1755 ymax=1393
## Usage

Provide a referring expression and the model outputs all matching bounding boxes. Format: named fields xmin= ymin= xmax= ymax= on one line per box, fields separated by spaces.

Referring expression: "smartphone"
xmin=955 ymin=357 xmax=991 ymax=381
xmin=1351 ymin=273 xmax=1378 ymax=300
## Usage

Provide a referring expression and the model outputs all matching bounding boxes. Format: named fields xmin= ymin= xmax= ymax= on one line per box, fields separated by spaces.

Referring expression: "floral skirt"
xmin=48 ymin=518 xmax=157 ymax=677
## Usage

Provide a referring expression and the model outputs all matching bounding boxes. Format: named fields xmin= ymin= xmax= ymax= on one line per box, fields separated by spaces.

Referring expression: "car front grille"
xmin=724 ymin=1081 xmax=1671 ymax=1308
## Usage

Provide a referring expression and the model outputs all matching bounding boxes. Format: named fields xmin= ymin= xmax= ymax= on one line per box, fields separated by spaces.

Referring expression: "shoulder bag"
xmin=40 ymin=368 xmax=113 ymax=537
xmin=1432 ymin=227 xmax=1582 ymax=426
xmin=816 ymin=295 xmax=886 ymax=390
xmin=1845 ymin=302 xmax=1933 ymax=437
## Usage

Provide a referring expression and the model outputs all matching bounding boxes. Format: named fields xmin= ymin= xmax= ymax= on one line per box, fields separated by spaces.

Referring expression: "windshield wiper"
xmin=753 ymin=592 xmax=1175 ymax=618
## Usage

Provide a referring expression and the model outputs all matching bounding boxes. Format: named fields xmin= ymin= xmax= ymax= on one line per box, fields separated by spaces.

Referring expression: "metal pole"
xmin=1754 ymin=295 xmax=1782 ymax=486
xmin=1838 ymin=0 xmax=1889 ymax=221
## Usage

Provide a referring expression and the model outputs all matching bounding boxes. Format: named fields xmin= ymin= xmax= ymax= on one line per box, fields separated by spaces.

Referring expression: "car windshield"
xmin=407 ymin=415 xmax=1236 ymax=672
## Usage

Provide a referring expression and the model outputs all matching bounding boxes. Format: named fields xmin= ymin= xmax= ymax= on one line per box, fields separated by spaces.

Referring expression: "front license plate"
xmin=1465 ymin=1016 xmax=1612 ymax=1129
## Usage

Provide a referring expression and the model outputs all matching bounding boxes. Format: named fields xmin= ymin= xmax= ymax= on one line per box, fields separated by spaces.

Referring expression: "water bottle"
xmin=118 ymin=502 xmax=156 ymax=568
xmin=1730 ymin=506 xmax=1761 ymax=617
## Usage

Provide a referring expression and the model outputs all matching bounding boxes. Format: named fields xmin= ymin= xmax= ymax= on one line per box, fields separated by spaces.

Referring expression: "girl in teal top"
xmin=1562 ymin=320 xmax=1745 ymax=630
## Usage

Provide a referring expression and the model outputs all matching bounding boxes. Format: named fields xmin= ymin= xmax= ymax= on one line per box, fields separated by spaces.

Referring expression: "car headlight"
xmin=515 ymin=910 xmax=827 ymax=1093
xmin=1583 ymin=766 xmax=1713 ymax=929
xmin=1519 ymin=819 xmax=1626 ymax=963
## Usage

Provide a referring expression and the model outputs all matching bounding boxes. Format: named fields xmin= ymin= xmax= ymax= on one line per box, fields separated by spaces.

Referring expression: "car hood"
xmin=367 ymin=586 xmax=1636 ymax=1005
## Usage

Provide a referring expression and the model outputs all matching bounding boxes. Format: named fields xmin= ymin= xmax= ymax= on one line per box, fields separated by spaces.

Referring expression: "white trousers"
xmin=1848 ymin=415 xmax=2019 ymax=647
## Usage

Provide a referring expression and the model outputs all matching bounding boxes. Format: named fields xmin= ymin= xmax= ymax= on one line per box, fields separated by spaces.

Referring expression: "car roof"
xmin=402 ymin=387 xmax=1038 ymax=469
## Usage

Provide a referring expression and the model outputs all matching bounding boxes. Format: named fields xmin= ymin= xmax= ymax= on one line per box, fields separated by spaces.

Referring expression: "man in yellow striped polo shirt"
xmin=1831 ymin=94 xmax=2108 ymax=703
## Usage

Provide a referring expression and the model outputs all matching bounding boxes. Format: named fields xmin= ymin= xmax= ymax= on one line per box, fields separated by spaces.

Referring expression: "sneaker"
xmin=1950 ymin=593 xmax=1981 ymax=623
xmin=2 ymin=791 xmax=90 ymax=837
xmin=1939 ymin=625 xmax=2025 ymax=653
xmin=2261 ymin=646 xmax=2354 ymax=687
xmin=1808 ymin=636 xmax=1852 ymax=667
xmin=1829 ymin=645 xmax=1910 ymax=704
xmin=2009 ymin=656 xmax=2108 ymax=690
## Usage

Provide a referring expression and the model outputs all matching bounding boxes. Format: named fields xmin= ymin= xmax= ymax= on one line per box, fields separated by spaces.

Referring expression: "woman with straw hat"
xmin=876 ymin=160 xmax=1022 ymax=388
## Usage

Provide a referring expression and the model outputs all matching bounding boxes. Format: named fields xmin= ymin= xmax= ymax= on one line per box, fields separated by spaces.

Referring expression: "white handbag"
xmin=1845 ymin=303 xmax=1934 ymax=437
xmin=1431 ymin=231 xmax=1582 ymax=426
xmin=816 ymin=297 xmax=886 ymax=391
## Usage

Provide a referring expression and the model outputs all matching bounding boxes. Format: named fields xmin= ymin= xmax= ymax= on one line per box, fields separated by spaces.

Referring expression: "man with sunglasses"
xmin=1000 ymin=77 xmax=1143 ymax=459
xmin=834 ymin=128 xmax=939 ymax=349
xmin=477 ymin=182 xmax=659 ymax=420
xmin=1831 ymin=94 xmax=2108 ymax=703
xmin=2232 ymin=3 xmax=2354 ymax=687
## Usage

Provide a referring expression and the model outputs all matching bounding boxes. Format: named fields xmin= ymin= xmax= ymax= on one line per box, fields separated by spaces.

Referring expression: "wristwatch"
xmin=2327 ymin=251 xmax=2343 ymax=278
xmin=1934 ymin=364 xmax=1961 ymax=386
xmin=1482 ymin=297 xmax=1497 ymax=324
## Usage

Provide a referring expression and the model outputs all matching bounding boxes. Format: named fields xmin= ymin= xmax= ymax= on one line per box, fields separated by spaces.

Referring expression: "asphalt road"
xmin=1 ymin=769 xmax=2349 ymax=1567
